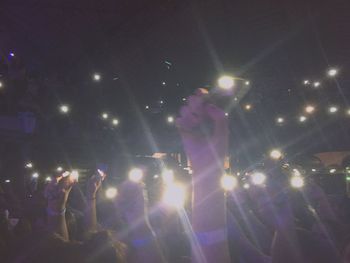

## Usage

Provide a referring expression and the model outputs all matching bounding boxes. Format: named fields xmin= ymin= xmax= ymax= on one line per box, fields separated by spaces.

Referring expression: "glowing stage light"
xmin=162 ymin=183 xmax=186 ymax=208
xmin=290 ymin=176 xmax=304 ymax=188
xmin=311 ymin=168 xmax=317 ymax=172
xmin=128 ymin=168 xmax=143 ymax=183
xmin=32 ymin=173 xmax=39 ymax=179
xmin=161 ymin=169 xmax=174 ymax=185
xmin=182 ymin=98 xmax=186 ymax=101
xmin=299 ymin=116 xmax=307 ymax=122
xmin=305 ymin=105 xmax=315 ymax=114
xmin=102 ymin=113 xmax=109 ymax=119
xmin=276 ymin=117 xmax=284 ymax=124
xmin=218 ymin=76 xmax=235 ymax=90
xmin=269 ymin=149 xmax=282 ymax=160
xmin=5 ymin=179 xmax=10 ymax=183
xmin=327 ymin=68 xmax=338 ymax=77
xmin=225 ymin=113 xmax=229 ymax=116
xmin=328 ymin=106 xmax=338 ymax=113
xmin=251 ymin=172 xmax=266 ymax=185
xmin=105 ymin=187 xmax=118 ymax=199
xmin=244 ymin=104 xmax=252 ymax=111
xmin=313 ymin=81 xmax=321 ymax=88
xmin=167 ymin=116 xmax=174 ymax=123
xmin=346 ymin=109 xmax=350 ymax=116
xmin=56 ymin=167 xmax=63 ymax=172
xmin=59 ymin=104 xmax=69 ymax=114
xmin=160 ymin=100 xmax=164 ymax=104
xmin=245 ymin=81 xmax=250 ymax=85
xmin=112 ymin=119 xmax=119 ymax=126
xmin=9 ymin=52 xmax=15 ymax=57
xmin=243 ymin=183 xmax=250 ymax=189
xmin=45 ymin=177 xmax=52 ymax=182
xmin=303 ymin=80 xmax=310 ymax=85
xmin=93 ymin=73 xmax=101 ymax=81
xmin=25 ymin=162 xmax=33 ymax=168
xmin=153 ymin=174 xmax=159 ymax=179
xmin=70 ymin=170 xmax=79 ymax=182
xmin=145 ymin=105 xmax=149 ymax=109
xmin=162 ymin=81 xmax=166 ymax=86
xmin=0 ymin=81 xmax=3 ymax=88
xmin=329 ymin=168 xmax=336 ymax=174
xmin=220 ymin=174 xmax=238 ymax=191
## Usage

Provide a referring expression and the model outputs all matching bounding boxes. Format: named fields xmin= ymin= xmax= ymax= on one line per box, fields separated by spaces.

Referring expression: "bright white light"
xmin=270 ymin=149 xmax=282 ymax=160
xmin=45 ymin=177 xmax=52 ymax=182
xmin=327 ymin=68 xmax=338 ymax=77
xmin=311 ymin=168 xmax=317 ymax=172
xmin=218 ymin=76 xmax=235 ymax=90
xmin=32 ymin=173 xmax=39 ymax=179
xmin=299 ymin=116 xmax=307 ymax=122
xmin=303 ymin=80 xmax=310 ymax=85
xmin=305 ymin=105 xmax=315 ymax=114
xmin=105 ymin=187 xmax=118 ymax=199
xmin=70 ymin=170 xmax=79 ymax=181
xmin=112 ymin=119 xmax=119 ymax=126
xmin=162 ymin=81 xmax=166 ymax=85
xmin=220 ymin=174 xmax=238 ymax=191
xmin=162 ymin=169 xmax=174 ymax=185
xmin=245 ymin=81 xmax=250 ymax=85
xmin=145 ymin=105 xmax=149 ymax=109
xmin=5 ymin=179 xmax=10 ymax=183
xmin=225 ymin=112 xmax=229 ymax=116
xmin=0 ymin=81 xmax=3 ymax=88
xmin=160 ymin=100 xmax=164 ymax=104
xmin=93 ymin=73 xmax=101 ymax=81
xmin=243 ymin=183 xmax=250 ymax=189
xmin=251 ymin=172 xmax=266 ymax=185
xmin=153 ymin=174 xmax=159 ymax=179
xmin=128 ymin=168 xmax=143 ymax=182
xmin=56 ymin=167 xmax=63 ymax=172
xmin=292 ymin=169 xmax=301 ymax=176
xmin=162 ymin=183 xmax=186 ymax=208
xmin=59 ymin=105 xmax=69 ymax=113
xmin=276 ymin=117 xmax=284 ymax=124
xmin=9 ymin=52 xmax=15 ymax=57
xmin=244 ymin=104 xmax=252 ymax=111
xmin=290 ymin=176 xmax=304 ymax=188
xmin=329 ymin=106 xmax=338 ymax=113
xmin=102 ymin=113 xmax=109 ymax=119
xmin=25 ymin=162 xmax=33 ymax=168
xmin=329 ymin=168 xmax=336 ymax=174
xmin=167 ymin=116 xmax=174 ymax=123
xmin=313 ymin=82 xmax=321 ymax=88
xmin=346 ymin=109 xmax=350 ymax=116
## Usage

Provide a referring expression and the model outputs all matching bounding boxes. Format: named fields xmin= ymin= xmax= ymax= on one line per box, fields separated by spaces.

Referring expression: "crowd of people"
xmin=1 ymin=89 xmax=350 ymax=263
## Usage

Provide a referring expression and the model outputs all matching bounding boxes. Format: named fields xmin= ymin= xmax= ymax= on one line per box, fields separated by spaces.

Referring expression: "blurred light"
xmin=161 ymin=169 xmax=174 ymax=184
xmin=145 ymin=105 xmax=149 ymax=109
xmin=25 ymin=162 xmax=33 ymax=168
xmin=313 ymin=82 xmax=321 ymax=88
xmin=9 ymin=52 xmax=15 ymax=57
xmin=329 ymin=168 xmax=336 ymax=174
xmin=245 ymin=81 xmax=250 ymax=85
xmin=59 ymin=104 xmax=69 ymax=113
xmin=292 ymin=169 xmax=301 ymax=176
xmin=5 ymin=179 xmax=10 ymax=183
xmin=70 ymin=170 xmax=79 ymax=181
xmin=162 ymin=183 xmax=186 ymax=208
xmin=234 ymin=97 xmax=238 ymax=101
xmin=290 ymin=176 xmax=304 ymax=188
xmin=62 ymin=171 xmax=70 ymax=177
xmin=45 ymin=177 xmax=52 ymax=182
xmin=182 ymin=98 xmax=186 ymax=101
xmin=329 ymin=106 xmax=338 ymax=113
xmin=251 ymin=172 xmax=266 ymax=185
xmin=105 ymin=187 xmax=118 ymax=199
xmin=305 ymin=105 xmax=315 ymax=114
xmin=243 ymin=183 xmax=250 ymax=189
xmin=327 ymin=68 xmax=338 ymax=77
xmin=225 ymin=112 xmax=229 ymax=116
xmin=244 ymin=104 xmax=252 ymax=111
xmin=276 ymin=117 xmax=285 ymax=124
xmin=311 ymin=168 xmax=317 ymax=172
xmin=218 ymin=76 xmax=235 ymax=90
xmin=220 ymin=174 xmax=238 ymax=191
xmin=346 ymin=109 xmax=350 ymax=116
xmin=128 ymin=168 xmax=143 ymax=183
xmin=303 ymin=80 xmax=310 ymax=85
xmin=346 ymin=176 xmax=350 ymax=182
xmin=167 ymin=116 xmax=174 ymax=123
xmin=162 ymin=81 xmax=166 ymax=85
xmin=299 ymin=116 xmax=307 ymax=122
xmin=160 ymin=100 xmax=164 ymax=104
xmin=270 ymin=149 xmax=282 ymax=160
xmin=153 ymin=174 xmax=159 ymax=179
xmin=56 ymin=167 xmax=63 ymax=172
xmin=112 ymin=119 xmax=119 ymax=126
xmin=102 ymin=113 xmax=109 ymax=119
xmin=93 ymin=73 xmax=101 ymax=81
xmin=32 ymin=173 xmax=39 ymax=179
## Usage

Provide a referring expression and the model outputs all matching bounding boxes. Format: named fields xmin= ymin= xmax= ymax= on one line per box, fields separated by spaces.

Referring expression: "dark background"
xmin=0 ymin=0 xmax=349 ymax=171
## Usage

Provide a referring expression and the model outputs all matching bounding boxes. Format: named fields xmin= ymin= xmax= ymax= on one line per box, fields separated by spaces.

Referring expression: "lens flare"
xmin=162 ymin=183 xmax=186 ymax=208
xmin=220 ymin=174 xmax=238 ymax=191
xmin=162 ymin=169 xmax=174 ymax=185
xmin=128 ymin=168 xmax=143 ymax=182
xmin=269 ymin=149 xmax=282 ymax=160
xmin=105 ymin=187 xmax=118 ymax=199
xmin=218 ymin=76 xmax=235 ymax=90
xmin=290 ymin=176 xmax=304 ymax=188
xmin=251 ymin=172 xmax=266 ymax=185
